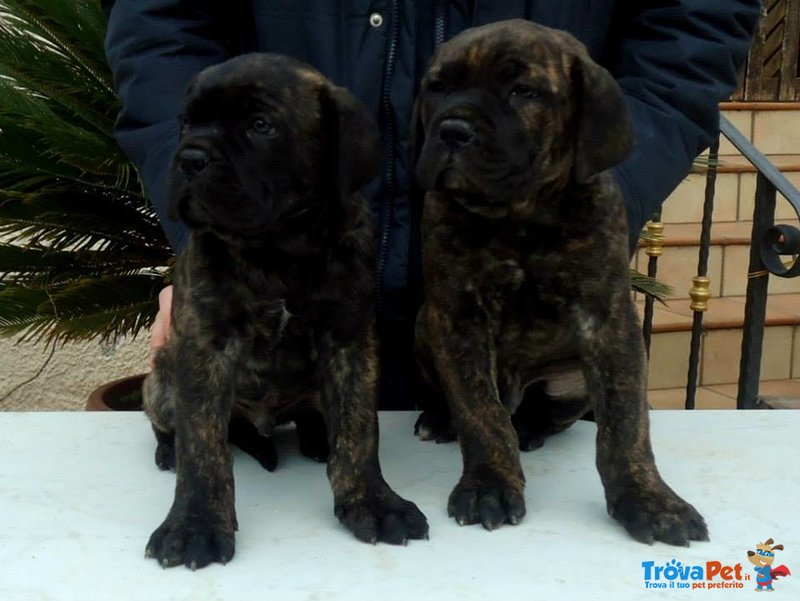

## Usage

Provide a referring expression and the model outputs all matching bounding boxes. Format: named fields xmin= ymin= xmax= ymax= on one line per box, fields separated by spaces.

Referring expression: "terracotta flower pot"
xmin=85 ymin=373 xmax=146 ymax=411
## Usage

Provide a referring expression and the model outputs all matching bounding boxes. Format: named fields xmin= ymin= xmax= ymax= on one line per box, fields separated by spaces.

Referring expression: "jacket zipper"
xmin=376 ymin=0 xmax=400 ymax=313
xmin=434 ymin=0 xmax=446 ymax=48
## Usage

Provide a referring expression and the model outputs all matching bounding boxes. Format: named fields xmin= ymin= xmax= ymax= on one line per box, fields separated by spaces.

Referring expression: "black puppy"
xmin=413 ymin=21 xmax=707 ymax=546
xmin=143 ymin=53 xmax=428 ymax=569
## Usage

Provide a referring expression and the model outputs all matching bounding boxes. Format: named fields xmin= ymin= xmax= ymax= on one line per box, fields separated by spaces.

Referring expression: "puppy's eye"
xmin=509 ymin=84 xmax=539 ymax=100
xmin=250 ymin=116 xmax=277 ymax=137
xmin=427 ymin=80 xmax=447 ymax=94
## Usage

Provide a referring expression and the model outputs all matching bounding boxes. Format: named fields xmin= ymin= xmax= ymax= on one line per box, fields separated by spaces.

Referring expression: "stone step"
xmin=636 ymin=292 xmax=800 ymax=332
xmin=659 ymin=101 xmax=800 ymax=225
xmin=637 ymin=293 xmax=800 ymax=389
xmin=648 ymin=378 xmax=800 ymax=410
xmin=632 ymin=221 xmax=800 ymax=299
xmin=719 ymin=101 xmax=800 ymax=156
xmin=639 ymin=221 xmax=752 ymax=247
xmin=660 ymin=158 xmax=800 ymax=225
xmin=712 ymin=153 xmax=800 ymax=174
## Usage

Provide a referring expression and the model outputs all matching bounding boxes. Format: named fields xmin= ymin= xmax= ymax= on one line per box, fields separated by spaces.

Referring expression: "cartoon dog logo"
xmin=747 ymin=538 xmax=791 ymax=592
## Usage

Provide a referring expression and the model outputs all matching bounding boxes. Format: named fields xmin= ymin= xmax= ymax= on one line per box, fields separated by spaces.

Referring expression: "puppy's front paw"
xmin=227 ymin=416 xmax=279 ymax=471
xmin=146 ymin=513 xmax=235 ymax=570
xmin=512 ymin=421 xmax=547 ymax=452
xmin=155 ymin=438 xmax=176 ymax=471
xmin=151 ymin=428 xmax=176 ymax=471
xmin=448 ymin=476 xmax=526 ymax=530
xmin=414 ymin=410 xmax=456 ymax=443
xmin=298 ymin=433 xmax=329 ymax=463
xmin=609 ymin=484 xmax=708 ymax=546
xmin=335 ymin=485 xmax=429 ymax=545
xmin=295 ymin=411 xmax=330 ymax=463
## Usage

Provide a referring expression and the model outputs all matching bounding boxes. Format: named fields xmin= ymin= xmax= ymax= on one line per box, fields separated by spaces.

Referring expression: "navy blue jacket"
xmin=104 ymin=1 xmax=760 ymax=405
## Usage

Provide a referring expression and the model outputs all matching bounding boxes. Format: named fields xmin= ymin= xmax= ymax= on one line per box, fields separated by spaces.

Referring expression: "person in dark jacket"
xmin=103 ymin=1 xmax=761 ymax=408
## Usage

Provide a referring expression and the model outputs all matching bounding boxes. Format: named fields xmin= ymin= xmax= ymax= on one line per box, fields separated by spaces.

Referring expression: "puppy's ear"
xmin=572 ymin=56 xmax=634 ymax=183
xmin=319 ymin=84 xmax=381 ymax=201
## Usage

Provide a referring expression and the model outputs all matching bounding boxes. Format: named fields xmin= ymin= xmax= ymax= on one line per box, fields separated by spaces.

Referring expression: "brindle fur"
xmin=143 ymin=53 xmax=428 ymax=569
xmin=413 ymin=21 xmax=707 ymax=545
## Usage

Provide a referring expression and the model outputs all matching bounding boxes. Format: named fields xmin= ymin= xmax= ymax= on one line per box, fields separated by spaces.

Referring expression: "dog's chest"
xmin=224 ymin=269 xmax=321 ymax=400
xmin=467 ymin=235 xmax=581 ymax=363
xmin=470 ymin=233 xmax=572 ymax=312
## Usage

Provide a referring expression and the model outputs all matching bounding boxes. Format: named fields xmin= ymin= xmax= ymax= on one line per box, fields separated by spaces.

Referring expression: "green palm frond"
xmin=0 ymin=0 xmax=171 ymax=344
xmin=0 ymin=274 xmax=163 ymax=343
xmin=690 ymin=154 xmax=723 ymax=174
xmin=630 ymin=269 xmax=672 ymax=303
xmin=638 ymin=228 xmax=658 ymax=243
xmin=0 ymin=243 xmax=168 ymax=286
xmin=0 ymin=188 xmax=163 ymax=251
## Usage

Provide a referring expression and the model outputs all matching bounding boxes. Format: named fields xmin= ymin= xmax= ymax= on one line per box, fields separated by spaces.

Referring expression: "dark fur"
xmin=413 ymin=21 xmax=707 ymax=545
xmin=143 ymin=53 xmax=427 ymax=569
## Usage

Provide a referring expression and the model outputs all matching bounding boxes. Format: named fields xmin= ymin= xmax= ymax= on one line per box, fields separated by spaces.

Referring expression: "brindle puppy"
xmin=143 ymin=53 xmax=428 ymax=569
xmin=413 ymin=21 xmax=707 ymax=546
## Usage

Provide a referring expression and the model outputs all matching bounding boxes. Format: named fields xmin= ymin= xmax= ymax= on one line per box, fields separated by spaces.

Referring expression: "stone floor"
xmin=649 ymin=378 xmax=800 ymax=409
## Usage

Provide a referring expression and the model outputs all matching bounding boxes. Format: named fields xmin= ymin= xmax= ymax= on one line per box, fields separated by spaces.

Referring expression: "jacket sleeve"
xmin=104 ymin=0 xmax=237 ymax=251
xmin=604 ymin=0 xmax=761 ymax=252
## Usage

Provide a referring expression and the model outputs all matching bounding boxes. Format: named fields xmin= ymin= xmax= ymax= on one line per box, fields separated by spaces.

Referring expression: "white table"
xmin=0 ymin=411 xmax=797 ymax=600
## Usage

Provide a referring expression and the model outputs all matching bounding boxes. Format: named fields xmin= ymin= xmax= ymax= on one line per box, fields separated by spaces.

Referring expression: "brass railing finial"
xmin=644 ymin=220 xmax=665 ymax=257
xmin=689 ymin=276 xmax=711 ymax=312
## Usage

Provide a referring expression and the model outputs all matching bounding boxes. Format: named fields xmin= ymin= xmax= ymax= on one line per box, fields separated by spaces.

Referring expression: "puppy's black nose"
xmin=178 ymin=147 xmax=209 ymax=176
xmin=438 ymin=118 xmax=475 ymax=150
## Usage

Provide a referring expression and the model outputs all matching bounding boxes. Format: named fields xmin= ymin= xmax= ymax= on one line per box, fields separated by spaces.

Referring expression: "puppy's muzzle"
xmin=438 ymin=118 xmax=476 ymax=152
xmin=178 ymin=147 xmax=210 ymax=177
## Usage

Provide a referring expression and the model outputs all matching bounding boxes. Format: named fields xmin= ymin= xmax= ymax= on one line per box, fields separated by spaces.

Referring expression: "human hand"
xmin=149 ymin=285 xmax=173 ymax=368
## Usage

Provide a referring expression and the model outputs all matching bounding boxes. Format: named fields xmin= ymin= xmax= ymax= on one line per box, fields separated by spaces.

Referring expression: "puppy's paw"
xmin=609 ymin=485 xmax=708 ymax=546
xmin=151 ymin=428 xmax=176 ymax=471
xmin=512 ymin=423 xmax=547 ymax=452
xmin=335 ymin=486 xmax=429 ymax=545
xmin=247 ymin=438 xmax=279 ymax=472
xmin=298 ymin=435 xmax=329 ymax=463
xmin=146 ymin=513 xmax=235 ymax=570
xmin=155 ymin=439 xmax=177 ymax=471
xmin=295 ymin=411 xmax=329 ymax=463
xmin=414 ymin=410 xmax=456 ymax=443
xmin=448 ymin=475 xmax=526 ymax=530
xmin=228 ymin=417 xmax=279 ymax=471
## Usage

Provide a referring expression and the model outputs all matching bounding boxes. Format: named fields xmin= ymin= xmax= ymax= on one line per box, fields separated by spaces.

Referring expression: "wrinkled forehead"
xmin=427 ymin=20 xmax=584 ymax=88
xmin=184 ymin=55 xmax=324 ymax=116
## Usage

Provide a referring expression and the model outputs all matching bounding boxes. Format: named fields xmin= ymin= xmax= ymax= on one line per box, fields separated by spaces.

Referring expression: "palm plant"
xmin=0 ymin=0 xmax=171 ymax=344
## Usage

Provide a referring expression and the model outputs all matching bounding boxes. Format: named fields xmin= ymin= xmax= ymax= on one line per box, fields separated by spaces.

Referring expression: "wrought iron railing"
xmin=643 ymin=114 xmax=800 ymax=409
xmin=719 ymin=115 xmax=800 ymax=408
